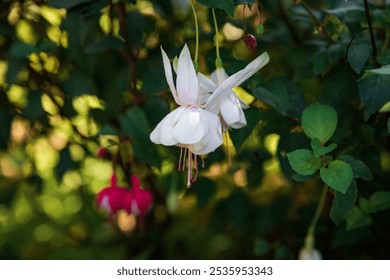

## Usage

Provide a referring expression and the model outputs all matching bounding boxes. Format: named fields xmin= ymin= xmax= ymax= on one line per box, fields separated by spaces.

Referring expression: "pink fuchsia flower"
xmin=96 ymin=174 xmax=128 ymax=214
xmin=244 ymin=34 xmax=257 ymax=52
xmin=123 ymin=175 xmax=153 ymax=231
xmin=123 ymin=175 xmax=153 ymax=216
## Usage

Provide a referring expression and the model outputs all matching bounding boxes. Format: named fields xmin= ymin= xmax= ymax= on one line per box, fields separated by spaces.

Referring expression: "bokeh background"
xmin=1 ymin=0 xmax=390 ymax=259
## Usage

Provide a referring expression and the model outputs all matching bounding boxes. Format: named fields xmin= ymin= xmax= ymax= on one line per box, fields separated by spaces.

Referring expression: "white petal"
xmin=176 ymin=44 xmax=199 ymax=105
xmin=188 ymin=110 xmax=222 ymax=155
xmin=198 ymin=72 xmax=217 ymax=93
xmin=210 ymin=68 xmax=228 ymax=85
xmin=161 ymin=46 xmax=181 ymax=105
xmin=198 ymin=91 xmax=211 ymax=104
xmin=150 ymin=106 xmax=186 ymax=146
xmin=237 ymin=95 xmax=250 ymax=109
xmin=173 ymin=106 xmax=208 ymax=144
xmin=220 ymin=91 xmax=247 ymax=129
xmin=204 ymin=52 xmax=269 ymax=109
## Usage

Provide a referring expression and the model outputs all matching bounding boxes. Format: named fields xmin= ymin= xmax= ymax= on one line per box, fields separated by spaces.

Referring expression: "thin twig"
xmin=298 ymin=1 xmax=334 ymax=42
xmin=363 ymin=0 xmax=378 ymax=58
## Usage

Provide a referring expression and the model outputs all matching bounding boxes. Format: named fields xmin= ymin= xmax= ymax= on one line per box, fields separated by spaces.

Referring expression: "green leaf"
xmin=320 ymin=160 xmax=353 ymax=193
xmin=347 ymin=42 xmax=370 ymax=74
xmin=338 ymin=155 xmax=373 ymax=181
xmin=252 ymin=80 xmax=289 ymax=116
xmin=292 ymin=173 xmax=317 ymax=182
xmin=311 ymin=138 xmax=338 ymax=157
xmin=366 ymin=191 xmax=390 ymax=213
xmin=141 ymin=63 xmax=167 ymax=96
xmin=388 ymin=118 xmax=390 ymax=134
xmin=187 ymin=177 xmax=216 ymax=208
xmin=119 ymin=108 xmax=161 ymax=167
xmin=287 ymin=149 xmax=321 ymax=176
xmin=330 ymin=180 xmax=357 ymax=225
xmin=358 ymin=74 xmax=390 ymax=120
xmin=234 ymin=0 xmax=255 ymax=5
xmin=56 ymin=148 xmax=75 ymax=180
xmin=132 ymin=141 xmax=161 ymax=167
xmin=253 ymin=238 xmax=269 ymax=257
xmin=196 ymin=0 xmax=235 ymax=16
xmin=63 ymin=70 xmax=97 ymax=97
xmin=124 ymin=11 xmax=153 ymax=45
xmin=86 ymin=36 xmax=125 ymax=53
xmin=230 ymin=107 xmax=259 ymax=152
xmin=345 ymin=207 xmax=372 ymax=231
xmin=9 ymin=42 xmax=35 ymax=59
xmin=366 ymin=64 xmax=390 ymax=75
xmin=321 ymin=66 xmax=357 ymax=108
xmin=313 ymin=50 xmax=329 ymax=75
xmin=6 ymin=59 xmax=26 ymax=85
xmin=302 ymin=103 xmax=338 ymax=143
xmin=23 ymin=90 xmax=44 ymax=120
xmin=49 ymin=0 xmax=94 ymax=9
xmin=119 ymin=108 xmax=151 ymax=140
xmin=0 ymin=110 xmax=12 ymax=150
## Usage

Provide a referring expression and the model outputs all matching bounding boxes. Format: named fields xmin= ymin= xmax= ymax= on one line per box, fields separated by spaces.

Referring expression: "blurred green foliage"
xmin=0 ymin=0 xmax=390 ymax=260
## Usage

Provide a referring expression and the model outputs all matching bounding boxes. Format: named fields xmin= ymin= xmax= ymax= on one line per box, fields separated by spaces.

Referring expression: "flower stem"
xmin=190 ymin=1 xmax=199 ymax=70
xmin=307 ymin=184 xmax=328 ymax=236
xmin=212 ymin=8 xmax=222 ymax=68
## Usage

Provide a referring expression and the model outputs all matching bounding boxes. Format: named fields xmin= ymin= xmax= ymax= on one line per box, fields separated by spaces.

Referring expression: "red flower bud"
xmin=244 ymin=34 xmax=257 ymax=52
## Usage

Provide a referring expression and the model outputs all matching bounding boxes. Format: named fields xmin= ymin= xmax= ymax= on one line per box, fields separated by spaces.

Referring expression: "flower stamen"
xmin=192 ymin=154 xmax=199 ymax=183
xmin=178 ymin=147 xmax=184 ymax=171
xmin=187 ymin=150 xmax=192 ymax=188
xmin=182 ymin=147 xmax=187 ymax=171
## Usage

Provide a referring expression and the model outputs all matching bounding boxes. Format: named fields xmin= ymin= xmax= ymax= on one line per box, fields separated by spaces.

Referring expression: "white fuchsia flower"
xmin=150 ymin=44 xmax=223 ymax=187
xmin=150 ymin=44 xmax=269 ymax=187
xmin=198 ymin=52 xmax=270 ymax=131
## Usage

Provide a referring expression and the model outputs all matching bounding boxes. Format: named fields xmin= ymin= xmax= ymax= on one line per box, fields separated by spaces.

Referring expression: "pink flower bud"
xmin=96 ymin=174 xmax=128 ymax=214
xmin=244 ymin=34 xmax=257 ymax=52
xmin=96 ymin=147 xmax=108 ymax=158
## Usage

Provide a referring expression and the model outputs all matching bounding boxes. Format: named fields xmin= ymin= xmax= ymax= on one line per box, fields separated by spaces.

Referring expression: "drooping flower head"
xmin=97 ymin=174 xmax=154 ymax=232
xmin=198 ymin=52 xmax=270 ymax=131
xmin=96 ymin=174 xmax=128 ymax=214
xmin=150 ymin=44 xmax=270 ymax=187
xmin=150 ymin=44 xmax=223 ymax=187
xmin=123 ymin=175 xmax=153 ymax=217
xmin=123 ymin=175 xmax=153 ymax=231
